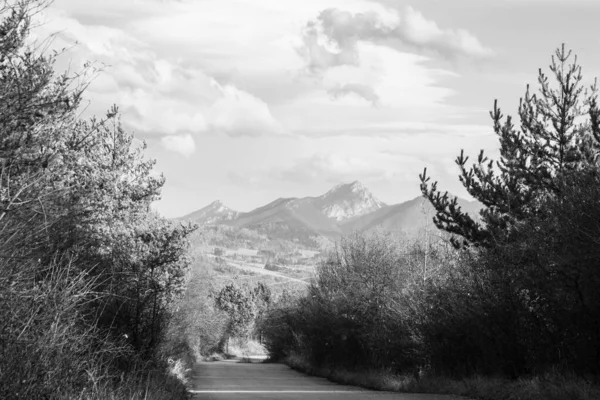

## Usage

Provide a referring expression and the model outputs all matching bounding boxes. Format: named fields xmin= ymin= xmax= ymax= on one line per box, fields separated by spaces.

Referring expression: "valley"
xmin=179 ymin=180 xmax=482 ymax=297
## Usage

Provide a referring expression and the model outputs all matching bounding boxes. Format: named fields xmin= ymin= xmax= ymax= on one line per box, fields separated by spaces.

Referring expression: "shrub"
xmin=0 ymin=1 xmax=193 ymax=398
xmin=261 ymin=231 xmax=454 ymax=372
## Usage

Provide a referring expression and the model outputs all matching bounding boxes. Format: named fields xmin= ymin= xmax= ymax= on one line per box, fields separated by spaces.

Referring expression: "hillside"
xmin=224 ymin=197 xmax=341 ymax=247
xmin=340 ymin=196 xmax=481 ymax=234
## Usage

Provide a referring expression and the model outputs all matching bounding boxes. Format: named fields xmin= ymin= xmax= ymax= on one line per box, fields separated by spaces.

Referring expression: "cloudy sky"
xmin=35 ymin=0 xmax=600 ymax=217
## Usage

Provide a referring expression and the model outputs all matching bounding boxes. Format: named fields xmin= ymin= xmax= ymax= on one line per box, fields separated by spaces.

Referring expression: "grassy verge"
xmin=84 ymin=369 xmax=190 ymax=400
xmin=284 ymin=353 xmax=600 ymax=400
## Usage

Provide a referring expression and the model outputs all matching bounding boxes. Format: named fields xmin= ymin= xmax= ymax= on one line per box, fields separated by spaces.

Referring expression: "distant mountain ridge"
xmin=179 ymin=200 xmax=239 ymax=225
xmin=177 ymin=181 xmax=482 ymax=248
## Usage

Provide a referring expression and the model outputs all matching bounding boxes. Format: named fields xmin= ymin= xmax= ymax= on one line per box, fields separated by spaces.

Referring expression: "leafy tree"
xmin=215 ymin=283 xmax=256 ymax=338
xmin=250 ymin=282 xmax=272 ymax=342
xmin=251 ymin=281 xmax=272 ymax=309
xmin=215 ymin=282 xmax=272 ymax=342
xmin=0 ymin=1 xmax=195 ymax=396
xmin=420 ymin=44 xmax=600 ymax=248
xmin=42 ymin=105 xmax=196 ymax=357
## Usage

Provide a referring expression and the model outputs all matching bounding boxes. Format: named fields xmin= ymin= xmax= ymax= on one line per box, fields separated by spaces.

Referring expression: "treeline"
xmin=0 ymin=2 xmax=194 ymax=399
xmin=260 ymin=45 xmax=600 ymax=387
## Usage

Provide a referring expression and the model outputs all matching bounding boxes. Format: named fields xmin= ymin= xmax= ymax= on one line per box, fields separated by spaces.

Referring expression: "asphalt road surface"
xmin=189 ymin=360 xmax=464 ymax=400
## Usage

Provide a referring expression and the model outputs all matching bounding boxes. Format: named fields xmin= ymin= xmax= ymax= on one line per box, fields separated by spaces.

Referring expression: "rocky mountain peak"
xmin=348 ymin=180 xmax=365 ymax=191
xmin=179 ymin=200 xmax=239 ymax=224
xmin=317 ymin=181 xmax=386 ymax=222
xmin=324 ymin=180 xmax=366 ymax=196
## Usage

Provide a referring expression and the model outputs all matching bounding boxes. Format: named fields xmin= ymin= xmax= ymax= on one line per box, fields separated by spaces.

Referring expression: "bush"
xmin=415 ymin=168 xmax=600 ymax=378
xmin=0 ymin=2 xmax=193 ymax=398
xmin=261 ymin=230 xmax=454 ymax=372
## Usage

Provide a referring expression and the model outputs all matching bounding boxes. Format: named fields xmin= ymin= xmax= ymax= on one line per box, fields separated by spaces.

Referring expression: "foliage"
xmin=215 ymin=282 xmax=272 ymax=340
xmin=163 ymin=259 xmax=228 ymax=361
xmin=417 ymin=45 xmax=600 ymax=376
xmin=215 ymin=283 xmax=256 ymax=338
xmin=420 ymin=44 xmax=600 ymax=249
xmin=0 ymin=1 xmax=194 ymax=398
xmin=286 ymin=352 xmax=600 ymax=400
xmin=260 ymin=231 xmax=453 ymax=371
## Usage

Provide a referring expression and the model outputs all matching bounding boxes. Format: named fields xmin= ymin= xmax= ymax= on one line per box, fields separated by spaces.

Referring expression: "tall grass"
xmin=0 ymin=246 xmax=191 ymax=399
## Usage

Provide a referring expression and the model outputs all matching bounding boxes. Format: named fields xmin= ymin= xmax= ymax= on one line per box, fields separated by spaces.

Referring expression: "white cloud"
xmin=299 ymin=6 xmax=492 ymax=73
xmin=327 ymin=82 xmax=380 ymax=105
xmin=207 ymin=84 xmax=288 ymax=137
xmin=38 ymin=0 xmax=469 ymax=147
xmin=161 ymin=134 xmax=196 ymax=157
xmin=33 ymin=5 xmax=288 ymax=145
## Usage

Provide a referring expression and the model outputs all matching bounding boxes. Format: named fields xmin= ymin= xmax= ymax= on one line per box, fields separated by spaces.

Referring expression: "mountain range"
xmin=177 ymin=181 xmax=482 ymax=247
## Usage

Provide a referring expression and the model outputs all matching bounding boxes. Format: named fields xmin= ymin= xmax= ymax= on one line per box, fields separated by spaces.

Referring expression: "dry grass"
xmin=167 ymin=358 xmax=192 ymax=385
xmin=79 ymin=369 xmax=190 ymax=400
xmin=0 ymin=255 xmax=190 ymax=400
xmin=285 ymin=352 xmax=600 ymax=400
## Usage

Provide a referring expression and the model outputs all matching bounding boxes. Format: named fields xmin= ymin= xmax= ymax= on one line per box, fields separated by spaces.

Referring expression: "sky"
xmin=33 ymin=0 xmax=600 ymax=217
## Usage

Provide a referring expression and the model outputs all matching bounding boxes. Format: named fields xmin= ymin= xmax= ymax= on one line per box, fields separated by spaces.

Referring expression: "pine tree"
xmin=420 ymin=45 xmax=600 ymax=248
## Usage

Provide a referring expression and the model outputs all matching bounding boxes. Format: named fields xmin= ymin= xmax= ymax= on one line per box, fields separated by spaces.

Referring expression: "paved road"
xmin=189 ymin=360 xmax=462 ymax=400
